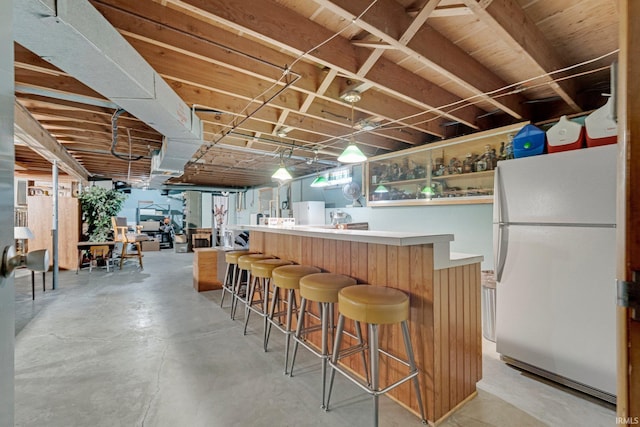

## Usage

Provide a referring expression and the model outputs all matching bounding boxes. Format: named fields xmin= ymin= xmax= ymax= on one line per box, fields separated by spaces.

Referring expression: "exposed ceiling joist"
xmin=14 ymin=101 xmax=90 ymax=182
xmin=314 ymin=0 xmax=527 ymax=120
xmin=462 ymin=0 xmax=581 ymax=112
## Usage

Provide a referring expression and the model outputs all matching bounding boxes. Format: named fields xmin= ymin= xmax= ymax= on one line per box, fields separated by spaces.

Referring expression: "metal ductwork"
xmin=14 ymin=0 xmax=203 ymax=184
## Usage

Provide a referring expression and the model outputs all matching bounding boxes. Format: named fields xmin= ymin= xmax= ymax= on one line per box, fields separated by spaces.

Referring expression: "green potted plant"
xmin=78 ymin=186 xmax=127 ymax=242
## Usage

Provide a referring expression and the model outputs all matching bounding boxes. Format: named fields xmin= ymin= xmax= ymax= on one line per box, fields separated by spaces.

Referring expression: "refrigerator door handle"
xmin=493 ymin=167 xmax=503 ymax=224
xmin=494 ymin=224 xmax=508 ymax=282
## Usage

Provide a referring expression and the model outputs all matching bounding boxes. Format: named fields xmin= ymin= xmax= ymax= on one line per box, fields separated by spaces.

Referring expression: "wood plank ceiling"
xmin=13 ymin=0 xmax=619 ymax=189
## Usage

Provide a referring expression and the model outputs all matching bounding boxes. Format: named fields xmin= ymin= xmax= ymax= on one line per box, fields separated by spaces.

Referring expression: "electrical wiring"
xmin=311 ymin=49 xmax=620 ymax=151
xmin=190 ymin=0 xmax=380 ymax=163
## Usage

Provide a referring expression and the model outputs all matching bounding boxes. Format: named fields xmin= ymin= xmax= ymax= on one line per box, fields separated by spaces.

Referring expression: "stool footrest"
xmin=336 ymin=343 xmax=369 ymax=360
xmin=329 ymin=360 xmax=418 ymax=396
xmin=267 ymin=319 xmax=297 ymax=336
xmin=246 ymin=302 xmax=266 ymax=316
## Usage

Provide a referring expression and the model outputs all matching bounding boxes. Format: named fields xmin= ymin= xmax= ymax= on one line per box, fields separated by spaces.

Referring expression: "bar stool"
xmin=289 ymin=273 xmax=368 ymax=410
xmin=232 ymin=253 xmax=274 ymax=320
xmin=220 ymin=250 xmax=253 ymax=310
xmin=243 ymin=258 xmax=293 ymax=340
xmin=265 ymin=265 xmax=321 ymax=374
xmin=326 ymin=285 xmax=426 ymax=426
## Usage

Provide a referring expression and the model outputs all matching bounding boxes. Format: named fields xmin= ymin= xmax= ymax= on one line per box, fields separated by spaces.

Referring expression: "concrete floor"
xmin=14 ymin=251 xmax=615 ymax=427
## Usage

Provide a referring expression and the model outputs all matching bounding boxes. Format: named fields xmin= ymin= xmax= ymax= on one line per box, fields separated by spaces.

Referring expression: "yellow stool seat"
xmin=272 ymin=265 xmax=321 ymax=290
xmin=300 ymin=273 xmax=357 ymax=303
xmin=251 ymin=259 xmax=293 ymax=278
xmin=237 ymin=254 xmax=274 ymax=271
xmin=225 ymin=250 xmax=253 ymax=264
xmin=338 ymin=285 xmax=409 ymax=325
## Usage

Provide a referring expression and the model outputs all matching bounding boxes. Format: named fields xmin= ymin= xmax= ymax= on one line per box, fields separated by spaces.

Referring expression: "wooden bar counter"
xmin=241 ymin=224 xmax=482 ymax=424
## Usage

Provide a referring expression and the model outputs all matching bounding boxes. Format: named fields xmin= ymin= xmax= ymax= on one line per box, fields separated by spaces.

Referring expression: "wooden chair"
xmin=89 ymin=245 xmax=113 ymax=273
xmin=111 ymin=217 xmax=147 ymax=270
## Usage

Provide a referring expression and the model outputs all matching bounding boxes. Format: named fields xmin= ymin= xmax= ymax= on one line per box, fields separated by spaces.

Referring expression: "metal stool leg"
xmin=283 ymin=288 xmax=296 ymax=373
xmin=369 ymin=324 xmax=380 ymax=427
xmin=325 ymin=313 xmax=346 ymax=412
xmin=220 ymin=262 xmax=233 ymax=307
xmin=401 ymin=320 xmax=426 ymax=423
xmin=243 ymin=275 xmax=258 ymax=335
xmin=321 ymin=301 xmax=330 ymax=409
xmin=289 ymin=297 xmax=307 ymax=377
xmin=231 ymin=268 xmax=248 ymax=320
xmin=264 ymin=282 xmax=280 ymax=351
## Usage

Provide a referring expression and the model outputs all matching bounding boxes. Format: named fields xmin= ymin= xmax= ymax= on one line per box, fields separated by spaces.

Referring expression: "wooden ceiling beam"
xmin=99 ymin=7 xmax=445 ymax=139
xmin=94 ymin=0 xmax=445 ymax=139
xmin=37 ymin=121 xmax=163 ymax=142
xmin=168 ymin=79 xmax=425 ymax=151
xmin=315 ymin=0 xmax=527 ymax=120
xmin=15 ymin=94 xmax=161 ymax=133
xmin=14 ymin=101 xmax=90 ymax=182
xmin=462 ymin=0 xmax=581 ymax=112
xmin=174 ymin=0 xmax=482 ymax=128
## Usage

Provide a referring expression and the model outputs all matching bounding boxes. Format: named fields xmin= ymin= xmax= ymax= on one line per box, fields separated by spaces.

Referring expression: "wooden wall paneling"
xmin=27 ymin=196 xmax=50 ymax=256
xmin=323 ymin=238 xmax=336 ymax=274
xmin=473 ymin=263 xmax=482 ymax=384
xmin=335 ymin=240 xmax=350 ymax=276
xmin=456 ymin=266 xmax=465 ymax=405
xmin=27 ymin=195 xmax=79 ymax=270
xmin=60 ymin=197 xmax=80 ymax=270
xmin=408 ymin=245 xmax=434 ymax=419
xmin=351 ymin=241 xmax=368 ymax=283
xmin=249 ymin=230 xmax=264 ymax=253
xmin=312 ymin=237 xmax=324 ymax=270
xmin=396 ymin=245 xmax=414 ymax=410
xmin=439 ymin=268 xmax=450 ymax=419
xmin=448 ymin=266 xmax=458 ymax=407
xmin=385 ymin=244 xmax=402 ymax=403
xmin=300 ymin=236 xmax=313 ymax=266
xmin=463 ymin=263 xmax=472 ymax=397
xmin=432 ymin=268 xmax=441 ymax=422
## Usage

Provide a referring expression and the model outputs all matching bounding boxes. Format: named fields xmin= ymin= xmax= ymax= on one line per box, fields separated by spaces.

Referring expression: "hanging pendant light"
xmin=310 ymin=175 xmax=329 ymax=187
xmin=421 ymin=184 xmax=434 ymax=199
xmin=272 ymin=165 xmax=292 ymax=181
xmin=374 ymin=184 xmax=389 ymax=193
xmin=338 ymin=91 xmax=367 ymax=163
xmin=272 ymin=149 xmax=293 ymax=181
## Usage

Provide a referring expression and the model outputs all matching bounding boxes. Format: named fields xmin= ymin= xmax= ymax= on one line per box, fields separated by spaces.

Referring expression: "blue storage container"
xmin=513 ymin=124 xmax=546 ymax=158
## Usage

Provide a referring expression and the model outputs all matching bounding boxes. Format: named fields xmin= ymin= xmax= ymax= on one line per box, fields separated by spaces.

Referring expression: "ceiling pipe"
xmin=14 ymin=0 xmax=203 ymax=185
xmin=189 ymin=70 xmax=301 ymax=165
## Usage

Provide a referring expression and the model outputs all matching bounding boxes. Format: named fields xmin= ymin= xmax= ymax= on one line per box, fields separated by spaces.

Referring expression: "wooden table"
xmin=241 ymin=225 xmax=483 ymax=424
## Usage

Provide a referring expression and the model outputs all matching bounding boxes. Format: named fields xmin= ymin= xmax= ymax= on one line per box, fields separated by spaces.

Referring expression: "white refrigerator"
xmin=493 ymin=144 xmax=617 ymax=403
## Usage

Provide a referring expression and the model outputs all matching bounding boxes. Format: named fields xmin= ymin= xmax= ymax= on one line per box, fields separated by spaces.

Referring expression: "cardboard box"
xmin=141 ymin=240 xmax=160 ymax=251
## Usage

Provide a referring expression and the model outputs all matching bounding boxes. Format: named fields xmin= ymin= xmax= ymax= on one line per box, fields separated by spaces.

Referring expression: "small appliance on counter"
xmin=330 ymin=209 xmax=349 ymax=227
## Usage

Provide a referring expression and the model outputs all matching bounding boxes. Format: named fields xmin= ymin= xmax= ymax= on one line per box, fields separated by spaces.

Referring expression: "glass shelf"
xmin=366 ymin=123 xmax=526 ymax=206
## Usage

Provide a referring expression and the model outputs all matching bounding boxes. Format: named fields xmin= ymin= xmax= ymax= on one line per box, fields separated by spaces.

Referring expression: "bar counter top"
xmin=238 ymin=224 xmax=483 ymax=269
